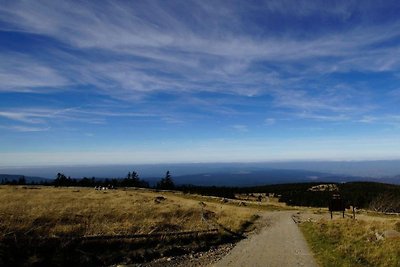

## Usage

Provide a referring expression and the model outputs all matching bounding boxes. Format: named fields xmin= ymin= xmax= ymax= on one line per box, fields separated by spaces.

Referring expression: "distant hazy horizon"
xmin=2 ymin=159 xmax=400 ymax=180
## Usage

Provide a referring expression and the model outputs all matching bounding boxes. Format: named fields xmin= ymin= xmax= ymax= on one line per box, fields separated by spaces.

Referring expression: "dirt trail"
xmin=213 ymin=211 xmax=318 ymax=267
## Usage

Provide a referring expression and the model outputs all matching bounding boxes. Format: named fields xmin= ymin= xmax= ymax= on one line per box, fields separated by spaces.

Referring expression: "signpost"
xmin=329 ymin=194 xmax=345 ymax=219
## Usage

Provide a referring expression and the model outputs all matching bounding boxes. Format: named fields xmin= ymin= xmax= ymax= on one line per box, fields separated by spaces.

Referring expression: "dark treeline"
xmin=339 ymin=182 xmax=400 ymax=212
xmin=0 ymin=170 xmax=178 ymax=190
xmin=0 ymin=176 xmax=29 ymax=185
xmin=53 ymin=171 xmax=150 ymax=188
xmin=179 ymin=185 xmax=237 ymax=199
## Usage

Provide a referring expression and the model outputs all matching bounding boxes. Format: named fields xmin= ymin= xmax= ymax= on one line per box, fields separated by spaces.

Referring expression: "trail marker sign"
xmin=329 ymin=194 xmax=345 ymax=219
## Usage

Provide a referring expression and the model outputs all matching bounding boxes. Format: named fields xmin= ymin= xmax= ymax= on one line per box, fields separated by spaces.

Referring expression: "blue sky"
xmin=1 ymin=0 xmax=400 ymax=166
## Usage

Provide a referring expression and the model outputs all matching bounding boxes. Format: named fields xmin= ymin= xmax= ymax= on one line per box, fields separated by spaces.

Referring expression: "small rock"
xmin=155 ymin=195 xmax=166 ymax=201
xmin=167 ymin=257 xmax=172 ymax=261
xmin=383 ymin=229 xmax=400 ymax=239
xmin=375 ymin=232 xmax=384 ymax=241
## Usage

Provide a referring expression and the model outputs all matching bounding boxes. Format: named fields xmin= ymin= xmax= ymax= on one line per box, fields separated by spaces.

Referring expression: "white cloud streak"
xmin=0 ymin=107 xmax=162 ymax=130
xmin=0 ymin=125 xmax=50 ymax=132
xmin=264 ymin=118 xmax=276 ymax=125
xmin=0 ymin=53 xmax=69 ymax=92
xmin=232 ymin=124 xmax=249 ymax=132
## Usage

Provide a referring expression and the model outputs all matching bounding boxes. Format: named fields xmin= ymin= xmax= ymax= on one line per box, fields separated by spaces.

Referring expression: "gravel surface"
xmin=213 ymin=211 xmax=318 ymax=267
xmin=132 ymin=243 xmax=235 ymax=267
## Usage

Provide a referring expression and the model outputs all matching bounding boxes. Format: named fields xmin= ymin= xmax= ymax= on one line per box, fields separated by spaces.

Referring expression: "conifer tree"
xmin=157 ymin=170 xmax=175 ymax=190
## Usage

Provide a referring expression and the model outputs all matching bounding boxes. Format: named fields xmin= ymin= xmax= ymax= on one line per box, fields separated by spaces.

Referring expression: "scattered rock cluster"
xmin=135 ymin=243 xmax=235 ymax=267
xmin=307 ymin=184 xmax=339 ymax=192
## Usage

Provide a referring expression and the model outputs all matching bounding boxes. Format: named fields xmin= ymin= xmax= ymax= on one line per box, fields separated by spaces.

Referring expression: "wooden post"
xmin=353 ymin=206 xmax=356 ymax=220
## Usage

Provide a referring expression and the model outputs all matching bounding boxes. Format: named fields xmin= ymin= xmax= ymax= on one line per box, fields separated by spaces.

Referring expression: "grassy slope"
xmin=300 ymin=218 xmax=400 ymax=267
xmin=0 ymin=185 xmax=269 ymax=266
xmin=0 ymin=186 xmax=261 ymax=237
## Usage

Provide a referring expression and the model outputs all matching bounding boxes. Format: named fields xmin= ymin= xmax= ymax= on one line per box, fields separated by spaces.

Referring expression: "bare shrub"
xmin=369 ymin=193 xmax=400 ymax=213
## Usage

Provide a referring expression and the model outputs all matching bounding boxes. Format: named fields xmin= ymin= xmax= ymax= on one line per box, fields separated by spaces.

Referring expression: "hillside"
xmin=0 ymin=174 xmax=49 ymax=184
xmin=0 ymin=186 xmax=262 ymax=266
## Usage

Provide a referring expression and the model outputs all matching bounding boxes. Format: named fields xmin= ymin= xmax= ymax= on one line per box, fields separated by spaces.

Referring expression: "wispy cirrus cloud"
xmin=14 ymin=1 xmax=394 ymax=65
xmin=232 ymin=124 xmax=249 ymax=132
xmin=0 ymin=53 xmax=69 ymax=92
xmin=296 ymin=112 xmax=350 ymax=122
xmin=1 ymin=1 xmax=400 ymax=90
xmin=0 ymin=103 xmax=203 ymax=132
xmin=0 ymin=111 xmax=47 ymax=124
xmin=1 ymin=0 xmax=400 ymax=143
xmin=264 ymin=118 xmax=276 ymax=125
xmin=0 ymin=125 xmax=50 ymax=132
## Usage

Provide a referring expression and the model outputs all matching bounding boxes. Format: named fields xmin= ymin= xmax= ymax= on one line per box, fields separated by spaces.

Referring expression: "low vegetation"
xmin=301 ymin=217 xmax=400 ymax=267
xmin=0 ymin=186 xmax=259 ymax=266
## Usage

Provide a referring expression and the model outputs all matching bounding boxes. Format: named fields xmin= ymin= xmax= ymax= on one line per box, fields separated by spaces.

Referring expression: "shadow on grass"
xmin=1 ymin=231 xmax=241 ymax=267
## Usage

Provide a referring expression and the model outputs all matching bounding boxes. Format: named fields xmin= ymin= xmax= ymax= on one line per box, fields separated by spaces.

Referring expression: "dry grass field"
xmin=0 ymin=185 xmax=264 ymax=266
xmin=0 ymin=186 xmax=260 ymax=238
xmin=301 ymin=216 xmax=400 ymax=267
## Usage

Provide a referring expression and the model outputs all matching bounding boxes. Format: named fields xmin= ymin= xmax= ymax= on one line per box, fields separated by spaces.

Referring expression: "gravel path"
xmin=213 ymin=211 xmax=319 ymax=267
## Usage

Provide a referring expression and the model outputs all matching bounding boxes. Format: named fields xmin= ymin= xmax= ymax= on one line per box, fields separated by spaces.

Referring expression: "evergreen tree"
xmin=122 ymin=170 xmax=142 ymax=187
xmin=54 ymin=172 xmax=68 ymax=187
xmin=18 ymin=176 xmax=26 ymax=185
xmin=131 ymin=171 xmax=140 ymax=185
xmin=157 ymin=171 xmax=175 ymax=190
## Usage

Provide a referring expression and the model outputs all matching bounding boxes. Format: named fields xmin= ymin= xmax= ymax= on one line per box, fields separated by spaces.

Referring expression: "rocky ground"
xmin=131 ymin=243 xmax=235 ymax=267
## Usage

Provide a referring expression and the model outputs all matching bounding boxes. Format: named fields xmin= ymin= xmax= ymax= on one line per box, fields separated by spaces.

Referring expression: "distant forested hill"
xmin=0 ymin=174 xmax=49 ymax=184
